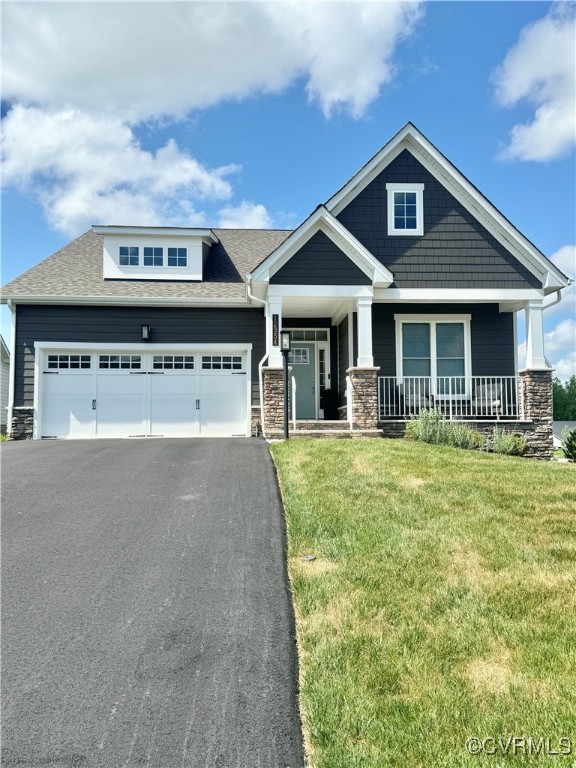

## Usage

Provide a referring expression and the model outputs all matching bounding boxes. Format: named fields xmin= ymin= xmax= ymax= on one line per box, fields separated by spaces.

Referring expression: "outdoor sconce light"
xmin=280 ymin=330 xmax=292 ymax=440
xmin=141 ymin=324 xmax=152 ymax=342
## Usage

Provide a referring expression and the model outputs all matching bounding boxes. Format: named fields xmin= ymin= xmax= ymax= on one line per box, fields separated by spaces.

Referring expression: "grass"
xmin=271 ymin=439 xmax=576 ymax=768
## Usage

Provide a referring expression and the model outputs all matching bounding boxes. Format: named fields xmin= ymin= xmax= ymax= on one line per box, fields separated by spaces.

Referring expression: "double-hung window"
xmin=395 ymin=315 xmax=471 ymax=396
xmin=386 ymin=183 xmax=424 ymax=236
xmin=167 ymin=247 xmax=187 ymax=267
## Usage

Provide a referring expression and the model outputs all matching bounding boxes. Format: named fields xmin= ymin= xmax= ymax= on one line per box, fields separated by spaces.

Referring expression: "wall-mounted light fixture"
xmin=141 ymin=324 xmax=152 ymax=342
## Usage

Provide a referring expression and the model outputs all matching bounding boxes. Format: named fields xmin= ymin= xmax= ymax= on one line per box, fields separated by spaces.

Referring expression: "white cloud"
xmin=218 ymin=201 xmax=273 ymax=229
xmin=1 ymin=2 xmax=423 ymax=234
xmin=546 ymin=245 xmax=576 ymax=318
xmin=1 ymin=106 xmax=238 ymax=234
xmin=493 ymin=2 xmax=576 ymax=162
xmin=2 ymin=2 xmax=424 ymax=122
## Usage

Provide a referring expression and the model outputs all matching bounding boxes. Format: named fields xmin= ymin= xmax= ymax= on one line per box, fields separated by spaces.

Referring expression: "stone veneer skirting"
xmin=347 ymin=367 xmax=380 ymax=430
xmin=262 ymin=367 xmax=286 ymax=437
xmin=10 ymin=407 xmax=34 ymax=440
xmin=379 ymin=420 xmax=552 ymax=460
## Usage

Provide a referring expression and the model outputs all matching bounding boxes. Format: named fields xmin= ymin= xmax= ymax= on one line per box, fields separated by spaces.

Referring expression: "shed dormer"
xmin=93 ymin=226 xmax=218 ymax=282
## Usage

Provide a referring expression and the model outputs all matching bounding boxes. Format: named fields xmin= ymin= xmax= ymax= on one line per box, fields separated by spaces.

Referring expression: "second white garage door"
xmin=40 ymin=350 xmax=249 ymax=439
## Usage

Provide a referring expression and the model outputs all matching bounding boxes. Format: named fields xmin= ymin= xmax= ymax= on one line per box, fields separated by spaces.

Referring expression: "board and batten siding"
xmin=337 ymin=149 xmax=542 ymax=290
xmin=14 ymin=305 xmax=265 ymax=407
xmin=270 ymin=230 xmax=371 ymax=285
xmin=372 ymin=303 xmax=515 ymax=377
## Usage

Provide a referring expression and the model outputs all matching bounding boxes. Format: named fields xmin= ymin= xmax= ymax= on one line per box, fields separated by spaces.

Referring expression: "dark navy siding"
xmin=15 ymin=305 xmax=265 ymax=406
xmin=270 ymin=231 xmax=371 ymax=285
xmin=372 ymin=303 xmax=515 ymax=377
xmin=337 ymin=150 xmax=541 ymax=290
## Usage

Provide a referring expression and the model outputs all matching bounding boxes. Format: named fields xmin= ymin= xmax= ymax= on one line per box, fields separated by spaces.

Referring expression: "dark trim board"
xmin=15 ymin=305 xmax=265 ymax=407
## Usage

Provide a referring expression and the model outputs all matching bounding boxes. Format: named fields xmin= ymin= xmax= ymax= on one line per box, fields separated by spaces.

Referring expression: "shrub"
xmin=561 ymin=427 xmax=576 ymax=462
xmin=491 ymin=427 xmax=527 ymax=456
xmin=446 ymin=422 xmax=483 ymax=450
xmin=406 ymin=409 xmax=482 ymax=451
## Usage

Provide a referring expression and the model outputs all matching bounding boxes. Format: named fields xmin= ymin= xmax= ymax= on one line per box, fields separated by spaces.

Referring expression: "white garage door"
xmin=40 ymin=350 xmax=249 ymax=439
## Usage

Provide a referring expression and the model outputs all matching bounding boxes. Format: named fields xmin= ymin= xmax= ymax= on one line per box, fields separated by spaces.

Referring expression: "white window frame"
xmin=394 ymin=314 xmax=472 ymax=396
xmin=386 ymin=183 xmax=424 ymax=236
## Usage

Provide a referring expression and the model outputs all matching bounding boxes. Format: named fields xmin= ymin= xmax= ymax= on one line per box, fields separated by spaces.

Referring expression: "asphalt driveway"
xmin=1 ymin=438 xmax=304 ymax=768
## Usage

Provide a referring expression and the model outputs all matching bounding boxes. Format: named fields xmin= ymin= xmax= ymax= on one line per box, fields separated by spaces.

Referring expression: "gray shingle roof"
xmin=1 ymin=228 xmax=292 ymax=302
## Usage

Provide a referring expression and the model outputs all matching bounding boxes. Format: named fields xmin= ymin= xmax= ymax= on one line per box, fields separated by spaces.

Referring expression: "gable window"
xmin=167 ymin=247 xmax=187 ymax=267
xmin=386 ymin=183 xmax=424 ymax=236
xmin=395 ymin=314 xmax=471 ymax=396
xmin=143 ymin=247 xmax=163 ymax=266
xmin=119 ymin=246 xmax=139 ymax=266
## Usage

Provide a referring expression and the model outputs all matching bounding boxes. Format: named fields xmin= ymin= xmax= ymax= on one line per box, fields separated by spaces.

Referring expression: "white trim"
xmin=34 ymin=343 xmax=252 ymax=440
xmin=1 ymin=295 xmax=249 ymax=307
xmin=375 ymin=287 xmax=545 ymax=302
xmin=347 ymin=311 xmax=354 ymax=370
xmin=283 ymin=327 xmax=332 ymax=412
xmin=357 ymin=297 xmax=373 ymax=367
xmin=35 ymin=342 xmax=252 ymax=352
xmin=7 ymin=301 xmax=16 ymax=434
xmin=250 ymin=206 xmax=393 ymax=287
xmin=326 ymin=123 xmax=570 ymax=289
xmin=386 ymin=183 xmax=424 ymax=237
xmin=513 ymin=311 xmax=519 ymax=373
xmin=524 ymin=300 xmax=549 ymax=370
xmin=394 ymin=314 xmax=472 ymax=389
xmin=92 ymin=225 xmax=217 ymax=242
xmin=268 ymin=284 xmax=374 ymax=299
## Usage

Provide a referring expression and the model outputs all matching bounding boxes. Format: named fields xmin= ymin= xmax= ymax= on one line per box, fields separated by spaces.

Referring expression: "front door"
xmin=289 ymin=343 xmax=316 ymax=418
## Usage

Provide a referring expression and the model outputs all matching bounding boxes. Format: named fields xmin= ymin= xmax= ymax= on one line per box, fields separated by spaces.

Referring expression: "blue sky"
xmin=2 ymin=1 xmax=575 ymax=377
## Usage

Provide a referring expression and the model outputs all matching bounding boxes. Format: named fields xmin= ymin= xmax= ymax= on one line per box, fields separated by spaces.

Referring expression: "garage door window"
xmin=201 ymin=355 xmax=242 ymax=370
xmin=47 ymin=354 xmax=91 ymax=370
xmin=99 ymin=355 xmax=142 ymax=370
xmin=152 ymin=355 xmax=194 ymax=370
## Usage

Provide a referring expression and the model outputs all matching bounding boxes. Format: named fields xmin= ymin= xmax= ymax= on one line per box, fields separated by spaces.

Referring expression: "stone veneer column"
xmin=10 ymin=407 xmax=34 ymax=440
xmin=347 ymin=367 xmax=380 ymax=430
xmin=262 ymin=367 xmax=286 ymax=437
xmin=519 ymin=369 xmax=553 ymax=460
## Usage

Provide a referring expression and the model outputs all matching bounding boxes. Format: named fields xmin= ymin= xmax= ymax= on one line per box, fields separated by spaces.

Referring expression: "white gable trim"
xmin=249 ymin=206 xmax=393 ymax=287
xmin=326 ymin=124 xmax=570 ymax=291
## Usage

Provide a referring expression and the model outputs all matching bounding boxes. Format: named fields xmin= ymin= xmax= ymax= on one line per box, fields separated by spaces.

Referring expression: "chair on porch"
xmin=472 ymin=382 xmax=502 ymax=418
xmin=398 ymin=379 xmax=431 ymax=415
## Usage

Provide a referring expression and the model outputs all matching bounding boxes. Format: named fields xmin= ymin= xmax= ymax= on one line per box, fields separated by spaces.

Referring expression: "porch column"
xmin=356 ymin=297 xmax=373 ymax=367
xmin=524 ymin=300 xmax=548 ymax=370
xmin=267 ymin=298 xmax=283 ymax=368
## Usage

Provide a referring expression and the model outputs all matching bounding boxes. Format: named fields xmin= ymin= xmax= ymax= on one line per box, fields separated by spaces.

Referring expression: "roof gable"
xmin=325 ymin=123 xmax=570 ymax=291
xmin=250 ymin=206 xmax=393 ymax=287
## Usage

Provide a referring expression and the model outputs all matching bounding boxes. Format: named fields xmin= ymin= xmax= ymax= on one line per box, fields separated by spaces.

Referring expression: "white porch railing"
xmin=378 ymin=376 xmax=520 ymax=420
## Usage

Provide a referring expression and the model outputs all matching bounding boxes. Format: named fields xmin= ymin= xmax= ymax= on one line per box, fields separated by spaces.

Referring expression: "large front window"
xmin=396 ymin=315 xmax=470 ymax=396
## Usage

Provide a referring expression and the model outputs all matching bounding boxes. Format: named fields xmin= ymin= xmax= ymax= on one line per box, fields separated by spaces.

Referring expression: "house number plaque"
xmin=272 ymin=314 xmax=279 ymax=346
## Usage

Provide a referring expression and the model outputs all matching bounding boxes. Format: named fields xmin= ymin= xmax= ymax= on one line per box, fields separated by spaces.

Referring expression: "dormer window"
xmin=119 ymin=246 xmax=139 ymax=266
xmin=386 ymin=183 xmax=424 ymax=236
xmin=168 ymin=248 xmax=187 ymax=267
xmin=143 ymin=247 xmax=163 ymax=267
xmin=95 ymin=226 xmax=216 ymax=282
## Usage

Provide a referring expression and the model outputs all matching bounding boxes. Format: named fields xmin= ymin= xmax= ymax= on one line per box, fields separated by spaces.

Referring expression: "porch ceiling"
xmin=281 ymin=296 xmax=354 ymax=320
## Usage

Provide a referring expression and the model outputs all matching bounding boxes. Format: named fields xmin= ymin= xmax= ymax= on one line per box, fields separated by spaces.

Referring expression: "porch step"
xmin=294 ymin=420 xmax=348 ymax=431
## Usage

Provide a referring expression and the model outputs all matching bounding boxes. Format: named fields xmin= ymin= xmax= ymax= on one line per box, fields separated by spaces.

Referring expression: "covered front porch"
xmin=258 ymin=292 xmax=553 ymax=457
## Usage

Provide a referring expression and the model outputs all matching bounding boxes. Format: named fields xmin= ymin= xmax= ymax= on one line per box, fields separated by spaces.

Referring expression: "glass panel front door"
xmin=289 ymin=343 xmax=316 ymax=418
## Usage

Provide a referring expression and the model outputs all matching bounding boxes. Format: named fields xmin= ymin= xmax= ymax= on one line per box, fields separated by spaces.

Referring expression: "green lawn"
xmin=271 ymin=439 xmax=576 ymax=768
